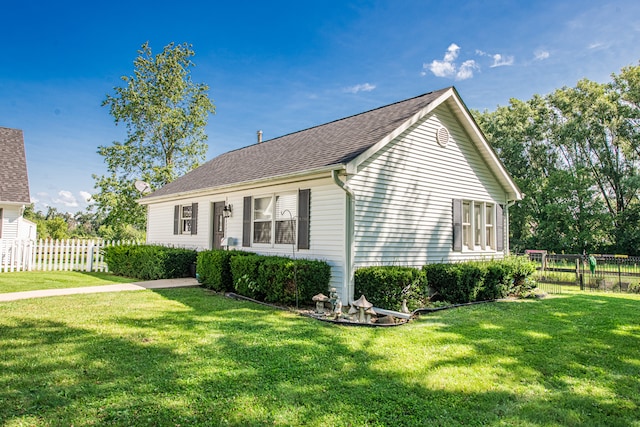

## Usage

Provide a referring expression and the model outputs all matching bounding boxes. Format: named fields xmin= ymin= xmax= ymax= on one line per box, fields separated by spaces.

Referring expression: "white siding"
xmin=349 ymin=103 xmax=508 ymax=268
xmin=0 ymin=205 xmax=22 ymax=241
xmin=145 ymin=176 xmax=349 ymax=298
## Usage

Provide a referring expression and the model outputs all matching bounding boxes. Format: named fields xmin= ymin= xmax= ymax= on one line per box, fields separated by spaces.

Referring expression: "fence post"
xmin=88 ymin=241 xmax=94 ymax=272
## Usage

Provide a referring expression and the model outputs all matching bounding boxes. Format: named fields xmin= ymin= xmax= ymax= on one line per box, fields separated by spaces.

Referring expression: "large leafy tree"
xmin=94 ymin=42 xmax=215 ymax=229
xmin=475 ymin=63 xmax=640 ymax=254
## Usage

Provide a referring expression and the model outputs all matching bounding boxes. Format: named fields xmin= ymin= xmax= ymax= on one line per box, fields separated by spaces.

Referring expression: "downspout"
xmin=505 ymin=199 xmax=517 ymax=255
xmin=332 ymin=169 xmax=355 ymax=303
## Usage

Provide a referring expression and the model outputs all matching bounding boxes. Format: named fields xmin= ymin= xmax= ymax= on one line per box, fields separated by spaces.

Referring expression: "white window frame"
xmin=462 ymin=200 xmax=496 ymax=251
xmin=180 ymin=205 xmax=192 ymax=234
xmin=252 ymin=192 xmax=297 ymax=247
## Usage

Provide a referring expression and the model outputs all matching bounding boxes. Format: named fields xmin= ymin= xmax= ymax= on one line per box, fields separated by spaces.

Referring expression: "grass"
xmin=1 ymin=287 xmax=639 ymax=426
xmin=0 ymin=271 xmax=136 ymax=293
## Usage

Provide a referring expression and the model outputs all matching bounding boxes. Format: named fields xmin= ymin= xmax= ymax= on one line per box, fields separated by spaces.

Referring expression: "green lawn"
xmin=0 ymin=271 xmax=135 ymax=293
xmin=1 ymin=288 xmax=639 ymax=426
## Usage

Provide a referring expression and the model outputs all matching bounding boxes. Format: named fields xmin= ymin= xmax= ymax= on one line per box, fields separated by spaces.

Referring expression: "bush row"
xmin=354 ymin=266 xmax=426 ymax=311
xmin=197 ymin=250 xmax=331 ymax=306
xmin=354 ymin=256 xmax=538 ymax=309
xmin=424 ymin=256 xmax=537 ymax=304
xmin=103 ymin=245 xmax=197 ymax=280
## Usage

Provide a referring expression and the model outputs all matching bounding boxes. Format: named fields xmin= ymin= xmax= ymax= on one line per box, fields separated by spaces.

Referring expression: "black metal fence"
xmin=525 ymin=251 xmax=640 ymax=294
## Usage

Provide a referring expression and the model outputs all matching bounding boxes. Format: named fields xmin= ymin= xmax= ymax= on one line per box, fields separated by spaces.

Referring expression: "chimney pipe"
xmin=257 ymin=130 xmax=263 ymax=143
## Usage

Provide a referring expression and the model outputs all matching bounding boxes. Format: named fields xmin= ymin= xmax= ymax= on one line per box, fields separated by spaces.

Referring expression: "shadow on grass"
xmin=1 ymin=289 xmax=639 ymax=426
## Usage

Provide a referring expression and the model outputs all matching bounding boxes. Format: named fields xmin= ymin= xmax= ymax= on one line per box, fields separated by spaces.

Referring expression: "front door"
xmin=212 ymin=202 xmax=225 ymax=249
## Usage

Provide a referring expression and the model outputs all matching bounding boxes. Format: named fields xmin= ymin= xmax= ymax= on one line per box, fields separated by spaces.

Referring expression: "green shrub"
xmin=628 ymin=282 xmax=640 ymax=294
xmin=230 ymin=254 xmax=331 ymax=305
xmin=477 ymin=260 xmax=510 ymax=300
xmin=230 ymin=254 xmax=265 ymax=299
xmin=295 ymin=259 xmax=332 ymax=304
xmin=354 ymin=266 xmax=426 ymax=311
xmin=103 ymin=245 xmax=196 ymax=280
xmin=197 ymin=250 xmax=254 ymax=292
xmin=423 ymin=263 xmax=484 ymax=304
xmin=501 ymin=256 xmax=538 ymax=296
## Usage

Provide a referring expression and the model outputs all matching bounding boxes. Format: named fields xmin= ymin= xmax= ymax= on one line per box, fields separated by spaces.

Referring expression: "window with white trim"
xmin=180 ymin=205 xmax=193 ymax=234
xmin=252 ymin=193 xmax=297 ymax=245
xmin=454 ymin=200 xmax=496 ymax=250
xmin=243 ymin=190 xmax=310 ymax=249
xmin=173 ymin=203 xmax=198 ymax=235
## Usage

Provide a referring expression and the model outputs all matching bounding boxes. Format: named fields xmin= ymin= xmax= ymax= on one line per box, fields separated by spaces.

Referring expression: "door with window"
xmin=212 ymin=202 xmax=226 ymax=249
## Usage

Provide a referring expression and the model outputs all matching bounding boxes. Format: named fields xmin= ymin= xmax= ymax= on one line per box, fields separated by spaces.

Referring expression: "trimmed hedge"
xmin=424 ymin=256 xmax=538 ymax=304
xmin=423 ymin=263 xmax=484 ymax=304
xmin=196 ymin=250 xmax=254 ymax=292
xmin=354 ymin=266 xmax=426 ymax=311
xmin=103 ymin=245 xmax=197 ymax=280
xmin=230 ymin=254 xmax=331 ymax=305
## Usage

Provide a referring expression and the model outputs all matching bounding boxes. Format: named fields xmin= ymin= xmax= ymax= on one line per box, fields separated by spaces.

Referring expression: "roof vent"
xmin=436 ymin=126 xmax=450 ymax=147
xmin=257 ymin=130 xmax=263 ymax=143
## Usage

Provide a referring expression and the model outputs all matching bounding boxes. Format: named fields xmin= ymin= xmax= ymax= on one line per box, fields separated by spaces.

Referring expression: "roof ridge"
xmin=256 ymin=87 xmax=451 ymax=146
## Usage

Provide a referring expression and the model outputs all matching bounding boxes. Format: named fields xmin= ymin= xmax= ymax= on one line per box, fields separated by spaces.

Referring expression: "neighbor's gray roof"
xmin=0 ymin=127 xmax=31 ymax=203
xmin=145 ymin=88 xmax=451 ymax=200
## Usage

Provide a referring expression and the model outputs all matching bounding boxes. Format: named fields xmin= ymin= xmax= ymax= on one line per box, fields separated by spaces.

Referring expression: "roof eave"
xmin=138 ymin=164 xmax=345 ymax=205
xmin=0 ymin=200 xmax=30 ymax=206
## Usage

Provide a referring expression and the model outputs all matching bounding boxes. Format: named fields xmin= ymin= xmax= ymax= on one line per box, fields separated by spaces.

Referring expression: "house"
xmin=140 ymin=87 xmax=522 ymax=302
xmin=0 ymin=127 xmax=36 ymax=245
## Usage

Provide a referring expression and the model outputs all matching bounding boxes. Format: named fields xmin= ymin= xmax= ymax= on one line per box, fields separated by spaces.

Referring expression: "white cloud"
xmin=425 ymin=43 xmax=475 ymax=80
xmin=53 ymin=190 xmax=79 ymax=208
xmin=344 ymin=83 xmax=376 ymax=94
xmin=534 ymin=49 xmax=550 ymax=60
xmin=426 ymin=43 xmax=460 ymax=78
xmin=476 ymin=49 xmax=515 ymax=67
xmin=79 ymin=191 xmax=94 ymax=203
xmin=489 ymin=53 xmax=514 ymax=68
xmin=457 ymin=60 xmax=479 ymax=80
xmin=443 ymin=43 xmax=460 ymax=62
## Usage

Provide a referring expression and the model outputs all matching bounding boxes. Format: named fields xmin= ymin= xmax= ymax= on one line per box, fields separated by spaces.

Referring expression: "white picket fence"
xmin=0 ymin=239 xmax=138 ymax=273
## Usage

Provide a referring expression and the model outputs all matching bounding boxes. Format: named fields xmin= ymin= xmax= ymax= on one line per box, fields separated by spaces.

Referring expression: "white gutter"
xmin=332 ymin=169 xmax=356 ymax=303
xmin=505 ymin=199 xmax=517 ymax=255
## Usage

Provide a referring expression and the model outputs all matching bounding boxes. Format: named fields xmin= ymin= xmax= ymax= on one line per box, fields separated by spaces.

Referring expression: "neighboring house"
xmin=140 ymin=87 xmax=522 ymax=302
xmin=0 ymin=127 xmax=36 ymax=245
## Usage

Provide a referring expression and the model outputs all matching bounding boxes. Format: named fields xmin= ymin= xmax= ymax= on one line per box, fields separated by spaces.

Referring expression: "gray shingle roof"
xmin=0 ymin=127 xmax=30 ymax=203
xmin=145 ymin=88 xmax=451 ymax=199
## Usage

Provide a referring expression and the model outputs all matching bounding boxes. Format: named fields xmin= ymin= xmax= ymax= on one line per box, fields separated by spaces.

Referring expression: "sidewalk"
xmin=0 ymin=278 xmax=200 ymax=302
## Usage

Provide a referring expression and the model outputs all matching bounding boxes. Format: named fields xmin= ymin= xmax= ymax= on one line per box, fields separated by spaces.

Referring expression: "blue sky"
xmin=1 ymin=0 xmax=639 ymax=213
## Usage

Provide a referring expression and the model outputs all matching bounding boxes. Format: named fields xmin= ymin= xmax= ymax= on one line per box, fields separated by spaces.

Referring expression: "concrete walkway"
xmin=0 ymin=278 xmax=200 ymax=302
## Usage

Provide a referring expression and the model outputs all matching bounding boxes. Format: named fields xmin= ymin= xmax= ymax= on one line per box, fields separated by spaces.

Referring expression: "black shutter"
xmin=452 ymin=199 xmax=462 ymax=251
xmin=242 ymin=196 xmax=252 ymax=247
xmin=297 ymin=189 xmax=310 ymax=250
xmin=191 ymin=203 xmax=198 ymax=235
xmin=496 ymin=204 xmax=504 ymax=252
xmin=174 ymin=205 xmax=180 ymax=235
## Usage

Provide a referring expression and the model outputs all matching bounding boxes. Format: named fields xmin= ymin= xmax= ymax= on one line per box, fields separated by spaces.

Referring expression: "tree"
xmin=475 ymin=63 xmax=640 ymax=254
xmin=94 ymin=41 xmax=215 ymax=229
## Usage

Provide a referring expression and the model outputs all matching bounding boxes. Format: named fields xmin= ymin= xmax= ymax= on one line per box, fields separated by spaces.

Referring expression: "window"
xmin=253 ymin=196 xmax=273 ymax=244
xmin=453 ymin=199 xmax=497 ymax=251
xmin=275 ymin=194 xmax=296 ymax=244
xmin=462 ymin=202 xmax=471 ymax=249
xmin=173 ymin=203 xmax=198 ymax=235
xmin=243 ymin=190 xmax=310 ymax=249
xmin=485 ymin=204 xmax=494 ymax=249
xmin=181 ymin=205 xmax=193 ymax=234
xmin=474 ymin=202 xmax=482 ymax=247
xmin=252 ymin=193 xmax=296 ymax=245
